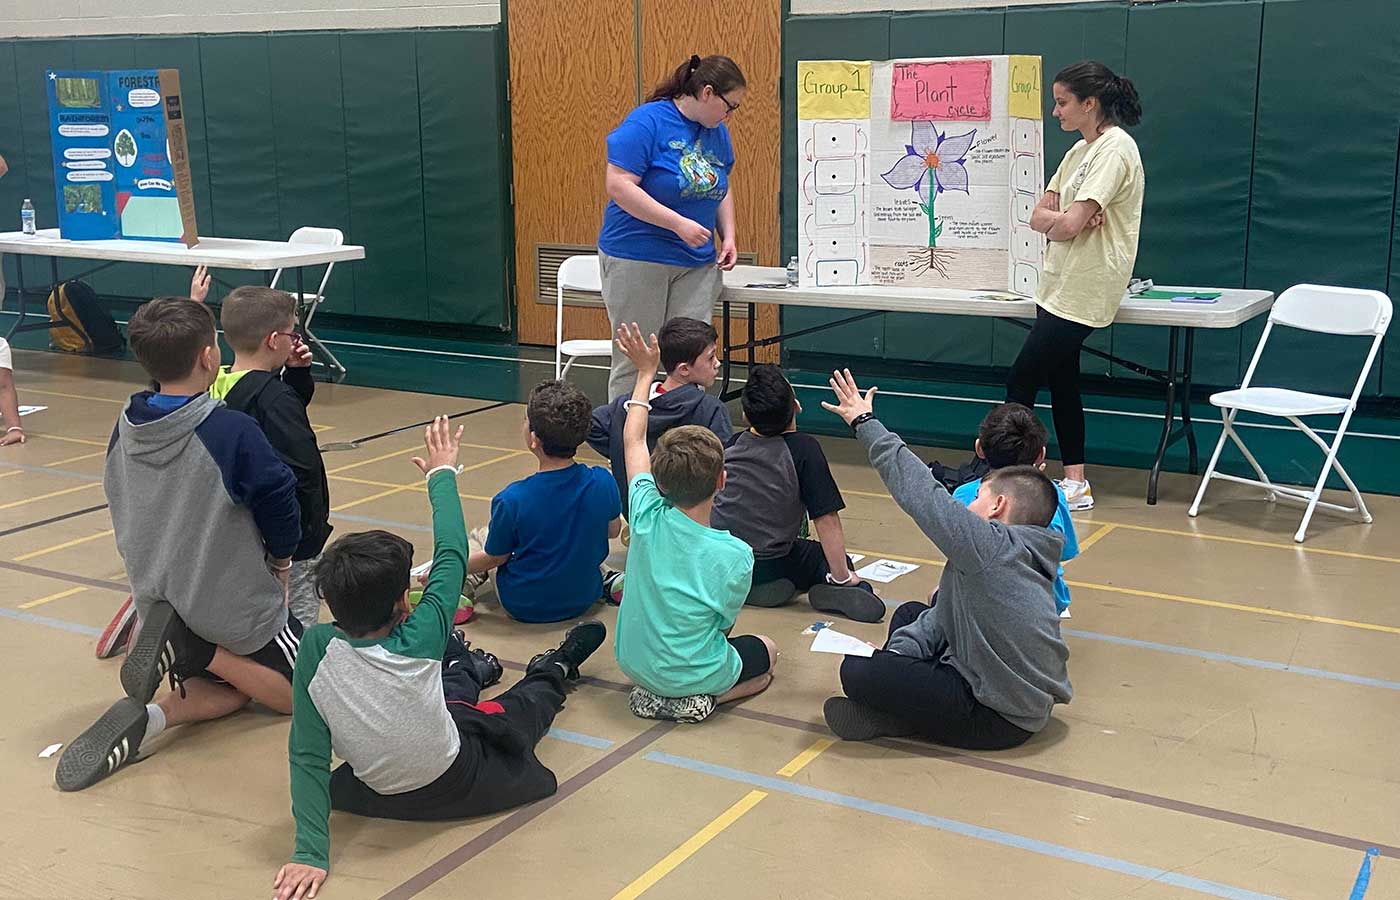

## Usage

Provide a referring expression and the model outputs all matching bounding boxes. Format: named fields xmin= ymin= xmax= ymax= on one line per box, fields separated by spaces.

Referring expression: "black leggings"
xmin=1006 ymin=306 xmax=1096 ymax=467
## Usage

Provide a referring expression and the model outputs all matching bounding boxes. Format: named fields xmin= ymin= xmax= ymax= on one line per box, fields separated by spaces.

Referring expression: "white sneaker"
xmin=1058 ymin=478 xmax=1095 ymax=511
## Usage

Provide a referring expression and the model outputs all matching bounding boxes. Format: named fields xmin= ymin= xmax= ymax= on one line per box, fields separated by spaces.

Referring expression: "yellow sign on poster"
xmin=1008 ymin=55 xmax=1042 ymax=119
xmin=797 ymin=60 xmax=872 ymax=119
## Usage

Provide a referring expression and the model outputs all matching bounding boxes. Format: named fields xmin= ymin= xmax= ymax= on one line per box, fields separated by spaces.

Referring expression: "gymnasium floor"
xmin=1 ymin=348 xmax=1396 ymax=900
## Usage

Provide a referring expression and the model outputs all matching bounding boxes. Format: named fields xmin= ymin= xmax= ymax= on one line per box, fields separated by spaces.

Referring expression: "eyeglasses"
xmin=718 ymin=93 xmax=740 ymax=115
xmin=273 ymin=330 xmax=302 ymax=344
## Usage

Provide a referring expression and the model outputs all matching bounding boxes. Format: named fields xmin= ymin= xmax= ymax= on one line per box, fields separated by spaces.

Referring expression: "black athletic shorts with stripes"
xmin=179 ymin=615 xmax=304 ymax=685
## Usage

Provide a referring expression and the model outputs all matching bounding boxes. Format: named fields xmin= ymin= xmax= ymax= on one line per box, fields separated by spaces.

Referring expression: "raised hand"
xmin=410 ymin=415 xmax=464 ymax=475
xmin=820 ymin=368 xmax=878 ymax=425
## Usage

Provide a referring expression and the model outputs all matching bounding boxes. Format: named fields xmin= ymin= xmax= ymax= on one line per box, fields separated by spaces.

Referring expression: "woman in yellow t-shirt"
xmin=1008 ymin=61 xmax=1144 ymax=511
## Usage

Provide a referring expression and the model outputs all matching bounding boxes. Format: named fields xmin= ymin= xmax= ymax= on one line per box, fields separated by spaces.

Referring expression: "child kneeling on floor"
xmin=820 ymin=370 xmax=1072 ymax=750
xmin=273 ymin=418 xmax=606 ymax=900
xmin=611 ymin=323 xmax=776 ymax=723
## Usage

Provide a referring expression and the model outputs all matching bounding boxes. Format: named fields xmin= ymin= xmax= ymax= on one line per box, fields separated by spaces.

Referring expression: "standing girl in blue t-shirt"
xmin=598 ymin=54 xmax=746 ymax=399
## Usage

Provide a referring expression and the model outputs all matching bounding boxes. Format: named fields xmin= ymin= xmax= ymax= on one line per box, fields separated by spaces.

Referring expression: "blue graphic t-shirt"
xmin=599 ymin=100 xmax=734 ymax=268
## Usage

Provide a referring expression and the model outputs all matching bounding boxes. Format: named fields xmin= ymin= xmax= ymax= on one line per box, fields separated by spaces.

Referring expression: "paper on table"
xmin=855 ymin=559 xmax=918 ymax=583
xmin=18 ymin=405 xmax=47 ymax=416
xmin=810 ymin=627 xmax=876 ymax=657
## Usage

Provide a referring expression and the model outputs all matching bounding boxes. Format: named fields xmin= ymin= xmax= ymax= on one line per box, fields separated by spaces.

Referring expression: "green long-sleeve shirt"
xmin=287 ymin=469 xmax=466 ymax=870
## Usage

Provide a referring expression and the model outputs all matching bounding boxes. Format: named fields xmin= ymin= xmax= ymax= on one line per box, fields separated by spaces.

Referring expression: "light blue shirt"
xmin=953 ymin=477 xmax=1077 ymax=613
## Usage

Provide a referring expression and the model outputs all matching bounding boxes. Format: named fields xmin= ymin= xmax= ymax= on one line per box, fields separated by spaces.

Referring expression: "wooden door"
xmin=509 ymin=0 xmax=781 ymax=362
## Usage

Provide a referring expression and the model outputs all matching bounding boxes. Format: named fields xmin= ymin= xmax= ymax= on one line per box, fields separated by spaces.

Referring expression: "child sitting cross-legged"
xmin=273 ymin=417 xmax=606 ymax=900
xmin=611 ymin=323 xmax=776 ymax=724
xmin=820 ymin=370 xmax=1072 ymax=750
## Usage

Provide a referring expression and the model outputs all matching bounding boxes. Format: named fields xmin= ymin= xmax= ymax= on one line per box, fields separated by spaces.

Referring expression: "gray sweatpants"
xmin=288 ymin=557 xmax=321 ymax=629
xmin=600 ymin=251 xmax=722 ymax=400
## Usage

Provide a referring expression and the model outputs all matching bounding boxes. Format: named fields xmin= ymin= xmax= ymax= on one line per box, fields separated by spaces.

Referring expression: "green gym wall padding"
xmin=881 ymin=8 xmax=1005 ymax=369
xmin=1244 ymin=0 xmax=1398 ymax=397
xmin=1109 ymin=0 xmax=1262 ymax=389
xmin=0 ymin=43 xmax=29 ymax=247
xmin=416 ymin=29 xmax=510 ymax=329
xmin=268 ymin=32 xmax=354 ymax=316
xmin=783 ymin=14 xmax=890 ymax=359
xmin=13 ymin=40 xmax=72 ymax=241
xmin=341 ymin=31 xmax=429 ymax=322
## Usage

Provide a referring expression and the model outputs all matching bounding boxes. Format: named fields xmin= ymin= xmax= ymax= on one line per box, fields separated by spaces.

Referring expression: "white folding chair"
xmin=1188 ymin=284 xmax=1392 ymax=542
xmin=555 ymin=254 xmax=613 ymax=380
xmin=270 ymin=226 xmax=346 ymax=380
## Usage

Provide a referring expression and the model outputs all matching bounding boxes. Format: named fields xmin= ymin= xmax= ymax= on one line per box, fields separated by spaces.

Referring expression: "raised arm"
xmin=615 ymin=323 xmax=662 ymax=481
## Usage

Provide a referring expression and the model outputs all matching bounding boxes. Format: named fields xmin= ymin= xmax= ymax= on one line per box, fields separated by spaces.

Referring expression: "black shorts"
xmin=727 ymin=635 xmax=772 ymax=684
xmin=752 ymin=539 xmax=840 ymax=592
xmin=180 ymin=616 xmax=304 ymax=685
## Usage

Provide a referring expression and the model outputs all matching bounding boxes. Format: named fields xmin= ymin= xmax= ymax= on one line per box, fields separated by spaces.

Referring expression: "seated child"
xmin=712 ymin=364 xmax=883 ymax=623
xmin=212 ymin=285 xmax=334 ymax=629
xmin=819 ymin=370 xmax=1071 ymax=750
xmin=0 ymin=336 xmax=23 ymax=446
xmin=953 ymin=403 xmax=1077 ymax=616
xmin=273 ymin=417 xmax=606 ymax=900
xmin=588 ymin=316 xmax=733 ymax=518
xmin=468 ymin=379 xmax=623 ymax=623
xmin=57 ymin=297 xmax=303 ymax=791
xmin=610 ymin=323 xmax=775 ymax=724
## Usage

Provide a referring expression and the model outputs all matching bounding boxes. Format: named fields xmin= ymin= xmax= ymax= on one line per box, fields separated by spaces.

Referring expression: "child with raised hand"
xmin=274 ymin=417 xmax=606 ymax=900
xmin=611 ymin=323 xmax=775 ymax=723
xmin=819 ymin=370 xmax=1071 ymax=749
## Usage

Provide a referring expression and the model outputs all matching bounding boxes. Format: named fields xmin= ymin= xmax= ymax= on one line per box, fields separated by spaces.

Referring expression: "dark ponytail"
xmin=646 ymin=54 xmax=746 ymax=103
xmin=1054 ymin=60 xmax=1142 ymax=127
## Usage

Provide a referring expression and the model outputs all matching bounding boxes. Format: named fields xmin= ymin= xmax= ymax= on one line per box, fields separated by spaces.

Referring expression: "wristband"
xmin=623 ymin=399 xmax=653 ymax=411
xmin=425 ymin=464 xmax=463 ymax=479
xmin=6 ymin=426 xmax=22 ymax=433
xmin=825 ymin=571 xmax=857 ymax=586
xmin=849 ymin=412 xmax=875 ymax=432
xmin=270 ymin=561 xmax=293 ymax=572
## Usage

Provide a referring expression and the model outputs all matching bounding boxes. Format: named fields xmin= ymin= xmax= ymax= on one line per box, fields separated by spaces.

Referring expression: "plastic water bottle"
xmin=786 ymin=256 xmax=799 ymax=286
xmin=20 ymin=199 xmax=35 ymax=235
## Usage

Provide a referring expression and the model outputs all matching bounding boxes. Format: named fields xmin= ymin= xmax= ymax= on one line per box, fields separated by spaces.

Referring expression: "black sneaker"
xmin=527 ymin=620 xmax=606 ymax=681
xmin=55 ymin=697 xmax=148 ymax=791
xmin=467 ymin=648 xmax=503 ymax=688
xmin=120 ymin=601 xmax=187 ymax=704
xmin=809 ymin=581 xmax=885 ymax=623
xmin=823 ymin=696 xmax=917 ymax=741
xmin=745 ymin=578 xmax=798 ymax=608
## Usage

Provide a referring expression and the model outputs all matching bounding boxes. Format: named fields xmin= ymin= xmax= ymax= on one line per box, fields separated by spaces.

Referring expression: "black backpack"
xmin=927 ymin=455 xmax=991 ymax=492
xmin=47 ymin=280 xmax=125 ymax=356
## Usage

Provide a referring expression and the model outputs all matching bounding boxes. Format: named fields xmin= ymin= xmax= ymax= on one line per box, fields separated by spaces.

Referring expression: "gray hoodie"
xmin=858 ymin=419 xmax=1072 ymax=732
xmin=106 ymin=391 xmax=300 ymax=655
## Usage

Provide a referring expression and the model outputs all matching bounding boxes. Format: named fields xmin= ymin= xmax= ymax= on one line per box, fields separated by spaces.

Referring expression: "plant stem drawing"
xmin=880 ymin=121 xmax=975 ymax=277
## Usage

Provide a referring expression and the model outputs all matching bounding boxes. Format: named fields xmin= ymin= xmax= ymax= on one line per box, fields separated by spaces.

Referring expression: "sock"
xmin=142 ymin=704 xmax=166 ymax=744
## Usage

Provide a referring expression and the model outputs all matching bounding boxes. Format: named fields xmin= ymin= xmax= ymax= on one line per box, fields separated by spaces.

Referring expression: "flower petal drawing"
xmin=935 ymin=129 xmax=976 ymax=163
xmin=935 ymin=160 xmax=969 ymax=193
xmin=911 ymin=121 xmax=940 ymax=156
xmin=918 ymin=174 xmax=932 ymax=207
xmin=881 ymin=153 xmax=928 ymax=191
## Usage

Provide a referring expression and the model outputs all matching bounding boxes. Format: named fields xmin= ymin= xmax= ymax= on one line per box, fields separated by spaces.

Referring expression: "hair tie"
xmin=687 ymin=54 xmax=701 ymax=75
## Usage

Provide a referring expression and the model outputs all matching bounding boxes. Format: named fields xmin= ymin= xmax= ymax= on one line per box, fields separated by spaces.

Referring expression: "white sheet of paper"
xmin=39 ymin=743 xmax=62 ymax=759
xmin=855 ymin=559 xmax=919 ymax=583
xmin=810 ymin=627 xmax=876 ymax=657
xmin=410 ymin=559 xmax=433 ymax=578
xmin=847 ymin=554 xmax=864 ymax=564
xmin=1059 ymin=609 xmax=1072 ymax=619
xmin=18 ymin=405 xmax=47 ymax=416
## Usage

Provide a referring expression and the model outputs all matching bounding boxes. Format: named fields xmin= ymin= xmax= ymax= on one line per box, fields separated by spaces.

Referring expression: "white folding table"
xmin=0 ymin=229 xmax=365 ymax=382
xmin=718 ymin=266 xmax=1275 ymax=505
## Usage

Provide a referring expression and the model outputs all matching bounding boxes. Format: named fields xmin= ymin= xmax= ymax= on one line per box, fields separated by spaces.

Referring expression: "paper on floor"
xmin=39 ymin=743 xmax=62 ymax=759
xmin=810 ymin=627 xmax=876 ymax=657
xmin=18 ymin=405 xmax=47 ymax=416
xmin=855 ymin=559 xmax=919 ymax=583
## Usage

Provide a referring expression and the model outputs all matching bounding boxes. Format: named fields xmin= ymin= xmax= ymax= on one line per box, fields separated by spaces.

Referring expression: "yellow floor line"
xmin=23 ymin=432 xmax=109 ymax=448
xmin=607 ymin=790 xmax=768 ymax=900
xmin=330 ymin=486 xmax=416 ymax=513
xmin=1064 ymin=579 xmax=1400 ymax=635
xmin=19 ymin=387 xmax=125 ymax=404
xmin=0 ymin=481 xmax=102 ymax=510
xmin=13 ymin=529 xmax=114 ymax=562
xmin=0 ymin=470 xmax=20 ymax=480
xmin=1075 ymin=524 xmax=1117 ymax=554
xmin=776 ymin=737 xmax=836 ymax=777
xmin=46 ymin=450 xmax=107 ymax=467
xmin=18 ymin=586 xmax=88 ymax=610
xmin=328 ymin=473 xmax=492 ymax=502
xmin=325 ymin=444 xmax=421 ymax=475
xmin=848 ymin=547 xmax=946 ymax=569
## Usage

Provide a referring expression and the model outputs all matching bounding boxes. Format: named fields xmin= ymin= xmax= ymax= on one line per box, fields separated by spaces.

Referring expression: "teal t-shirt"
xmin=615 ymin=473 xmax=754 ymax=697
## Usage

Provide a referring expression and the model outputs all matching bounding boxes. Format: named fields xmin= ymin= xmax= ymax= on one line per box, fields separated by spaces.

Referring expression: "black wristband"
xmin=849 ymin=412 xmax=875 ymax=432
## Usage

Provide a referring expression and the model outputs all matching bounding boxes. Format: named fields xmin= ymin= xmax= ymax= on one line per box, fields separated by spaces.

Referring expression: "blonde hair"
xmin=652 ymin=425 xmax=724 ymax=507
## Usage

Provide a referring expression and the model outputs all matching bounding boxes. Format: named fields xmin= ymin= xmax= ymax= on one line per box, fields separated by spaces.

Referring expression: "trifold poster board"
xmin=797 ymin=55 xmax=1044 ymax=294
xmin=46 ymin=69 xmax=199 ymax=246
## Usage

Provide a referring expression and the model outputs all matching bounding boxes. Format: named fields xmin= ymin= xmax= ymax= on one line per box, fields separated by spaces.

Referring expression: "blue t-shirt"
xmin=953 ymin=477 xmax=1078 ymax=614
xmin=598 ymin=100 xmax=734 ymax=268
xmin=485 ymin=464 xmax=621 ymax=624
